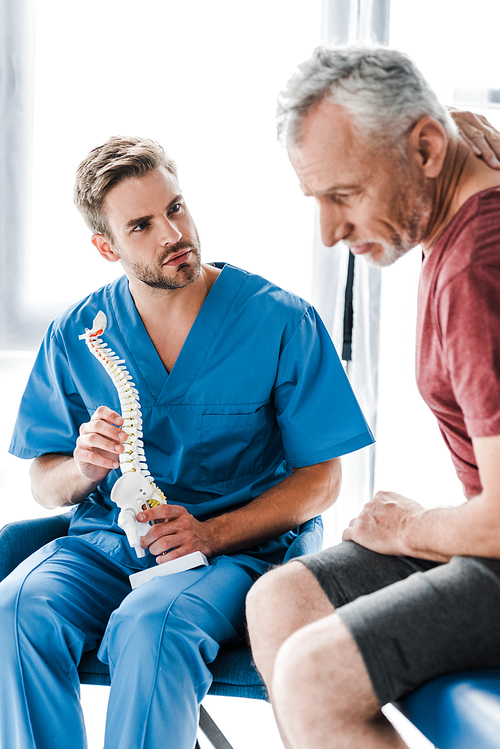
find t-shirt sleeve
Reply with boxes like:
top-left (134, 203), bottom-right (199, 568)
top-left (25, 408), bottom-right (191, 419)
top-left (9, 324), bottom-right (90, 459)
top-left (272, 306), bottom-right (374, 467)
top-left (440, 263), bottom-right (500, 438)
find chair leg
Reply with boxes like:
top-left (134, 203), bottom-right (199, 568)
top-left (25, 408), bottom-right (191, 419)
top-left (198, 705), bottom-right (235, 749)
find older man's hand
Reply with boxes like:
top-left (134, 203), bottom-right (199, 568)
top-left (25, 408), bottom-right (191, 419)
top-left (342, 490), bottom-right (425, 556)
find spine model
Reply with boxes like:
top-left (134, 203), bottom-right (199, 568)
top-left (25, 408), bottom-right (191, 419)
top-left (79, 311), bottom-right (167, 557)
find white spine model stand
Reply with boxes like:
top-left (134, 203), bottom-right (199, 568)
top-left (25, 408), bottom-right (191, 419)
top-left (79, 311), bottom-right (167, 558)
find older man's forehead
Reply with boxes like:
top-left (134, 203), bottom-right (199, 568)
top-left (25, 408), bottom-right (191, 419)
top-left (288, 99), bottom-right (384, 195)
top-left (298, 99), bottom-right (361, 149)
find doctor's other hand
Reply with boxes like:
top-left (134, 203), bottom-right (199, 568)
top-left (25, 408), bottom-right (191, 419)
top-left (451, 108), bottom-right (500, 168)
top-left (138, 504), bottom-right (215, 562)
top-left (74, 405), bottom-right (127, 484)
top-left (342, 490), bottom-right (424, 556)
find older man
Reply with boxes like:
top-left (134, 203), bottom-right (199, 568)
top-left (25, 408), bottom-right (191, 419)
top-left (247, 45), bottom-right (500, 748)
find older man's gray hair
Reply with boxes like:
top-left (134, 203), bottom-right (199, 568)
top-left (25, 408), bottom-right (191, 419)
top-left (277, 44), bottom-right (456, 152)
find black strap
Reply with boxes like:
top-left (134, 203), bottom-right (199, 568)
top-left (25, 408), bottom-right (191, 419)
top-left (342, 250), bottom-right (355, 362)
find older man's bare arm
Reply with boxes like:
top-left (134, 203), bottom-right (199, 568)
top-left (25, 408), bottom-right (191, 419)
top-left (343, 434), bottom-right (500, 561)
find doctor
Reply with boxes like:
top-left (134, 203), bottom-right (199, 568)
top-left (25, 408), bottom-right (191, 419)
top-left (2, 136), bottom-right (373, 749)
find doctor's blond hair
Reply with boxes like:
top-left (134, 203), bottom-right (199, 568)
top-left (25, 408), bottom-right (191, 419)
top-left (277, 44), bottom-right (456, 151)
top-left (74, 136), bottom-right (178, 241)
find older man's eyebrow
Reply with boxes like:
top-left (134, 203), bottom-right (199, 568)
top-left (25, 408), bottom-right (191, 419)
top-left (301, 184), bottom-right (359, 198)
top-left (123, 195), bottom-right (184, 230)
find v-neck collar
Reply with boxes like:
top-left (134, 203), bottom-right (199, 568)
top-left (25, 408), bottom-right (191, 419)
top-left (107, 264), bottom-right (245, 403)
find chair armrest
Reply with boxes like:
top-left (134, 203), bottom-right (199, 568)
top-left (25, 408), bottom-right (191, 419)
top-left (283, 516), bottom-right (323, 563)
top-left (0, 511), bottom-right (73, 582)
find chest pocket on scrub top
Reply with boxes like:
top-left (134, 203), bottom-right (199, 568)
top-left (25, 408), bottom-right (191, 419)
top-left (199, 407), bottom-right (267, 486)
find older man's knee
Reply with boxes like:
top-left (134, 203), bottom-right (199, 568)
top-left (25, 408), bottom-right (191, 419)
top-left (247, 560), bottom-right (335, 652)
top-left (247, 562), bottom-right (319, 632)
top-left (274, 625), bottom-right (314, 689)
top-left (273, 611), bottom-right (379, 725)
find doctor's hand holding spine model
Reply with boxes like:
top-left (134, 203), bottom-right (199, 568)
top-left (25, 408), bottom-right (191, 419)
top-left (1, 136), bottom-right (374, 749)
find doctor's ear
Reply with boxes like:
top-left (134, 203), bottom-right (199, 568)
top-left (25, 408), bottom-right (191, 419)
top-left (92, 233), bottom-right (120, 263)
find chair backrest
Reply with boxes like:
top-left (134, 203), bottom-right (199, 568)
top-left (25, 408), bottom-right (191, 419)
top-left (0, 512), bottom-right (72, 582)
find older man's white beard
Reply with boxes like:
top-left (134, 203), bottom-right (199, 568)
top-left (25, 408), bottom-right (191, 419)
top-left (362, 241), bottom-right (416, 268)
top-left (362, 186), bottom-right (433, 268)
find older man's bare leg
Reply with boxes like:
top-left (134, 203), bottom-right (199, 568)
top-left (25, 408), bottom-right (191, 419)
top-left (246, 561), bottom-right (335, 694)
top-left (246, 561), bottom-right (336, 748)
top-left (272, 612), bottom-right (409, 749)
top-left (247, 561), bottom-right (409, 749)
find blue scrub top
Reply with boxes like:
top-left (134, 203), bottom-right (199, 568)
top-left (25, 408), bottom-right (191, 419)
top-left (10, 264), bottom-right (373, 568)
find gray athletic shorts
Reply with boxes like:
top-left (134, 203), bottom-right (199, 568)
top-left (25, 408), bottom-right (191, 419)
top-left (297, 541), bottom-right (500, 705)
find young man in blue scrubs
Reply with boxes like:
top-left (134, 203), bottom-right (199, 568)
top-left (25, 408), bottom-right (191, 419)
top-left (2, 136), bottom-right (373, 749)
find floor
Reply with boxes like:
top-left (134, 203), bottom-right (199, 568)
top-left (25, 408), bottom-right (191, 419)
top-left (1, 351), bottom-right (433, 748)
top-left (80, 686), bottom-right (433, 749)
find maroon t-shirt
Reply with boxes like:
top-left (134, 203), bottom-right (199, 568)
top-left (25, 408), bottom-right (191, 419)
top-left (416, 186), bottom-right (500, 497)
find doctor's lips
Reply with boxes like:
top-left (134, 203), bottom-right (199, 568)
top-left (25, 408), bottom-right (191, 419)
top-left (162, 245), bottom-right (195, 266)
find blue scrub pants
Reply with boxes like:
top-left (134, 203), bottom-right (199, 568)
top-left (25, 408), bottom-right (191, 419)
top-left (0, 536), bottom-right (269, 749)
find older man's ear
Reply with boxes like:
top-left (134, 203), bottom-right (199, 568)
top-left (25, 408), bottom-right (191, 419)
top-left (409, 116), bottom-right (449, 178)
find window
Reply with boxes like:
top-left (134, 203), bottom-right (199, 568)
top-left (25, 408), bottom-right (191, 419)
top-left (24, 0), bottom-right (321, 327)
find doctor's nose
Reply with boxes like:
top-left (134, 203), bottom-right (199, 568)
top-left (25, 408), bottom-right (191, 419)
top-left (159, 217), bottom-right (182, 246)
top-left (318, 203), bottom-right (352, 248)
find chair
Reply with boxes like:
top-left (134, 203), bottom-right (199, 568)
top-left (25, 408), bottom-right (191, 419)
top-left (398, 669), bottom-right (500, 749)
top-left (0, 511), bottom-right (323, 749)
